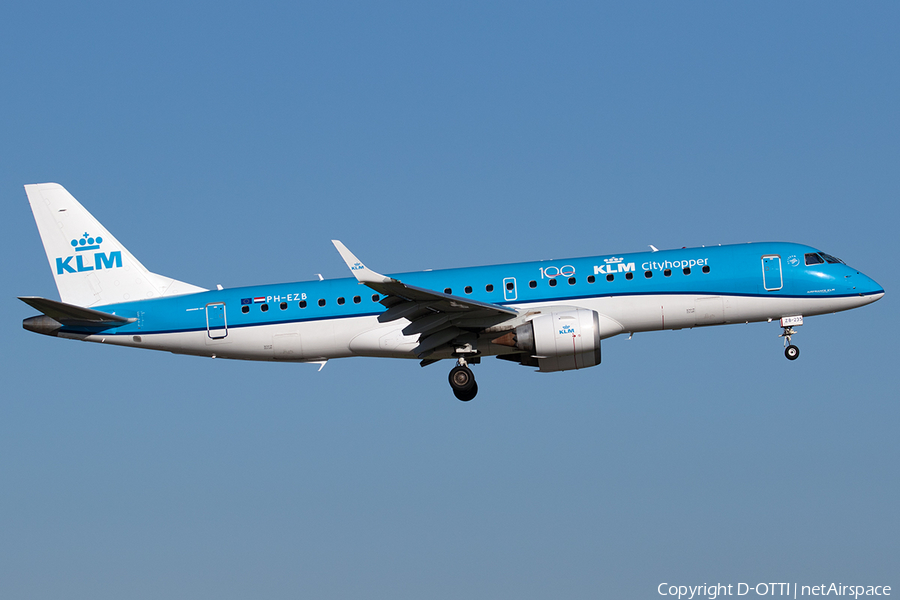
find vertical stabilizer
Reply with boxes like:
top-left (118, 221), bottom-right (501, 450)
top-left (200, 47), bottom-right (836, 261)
top-left (24, 183), bottom-right (206, 307)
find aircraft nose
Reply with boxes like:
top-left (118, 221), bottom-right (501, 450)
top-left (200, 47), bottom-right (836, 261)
top-left (848, 270), bottom-right (884, 303)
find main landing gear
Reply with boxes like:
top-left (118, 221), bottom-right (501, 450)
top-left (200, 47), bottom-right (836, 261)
top-left (779, 316), bottom-right (802, 361)
top-left (449, 358), bottom-right (478, 401)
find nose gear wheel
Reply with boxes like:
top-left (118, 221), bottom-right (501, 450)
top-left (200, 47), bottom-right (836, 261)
top-left (780, 325), bottom-right (800, 361)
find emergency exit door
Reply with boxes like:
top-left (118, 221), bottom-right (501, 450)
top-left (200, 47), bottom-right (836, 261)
top-left (503, 277), bottom-right (517, 301)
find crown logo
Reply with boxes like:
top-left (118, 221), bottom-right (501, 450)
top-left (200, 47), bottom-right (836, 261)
top-left (70, 232), bottom-right (103, 252)
top-left (604, 256), bottom-right (623, 264)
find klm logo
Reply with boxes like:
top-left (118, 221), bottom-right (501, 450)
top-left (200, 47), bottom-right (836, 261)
top-left (558, 324), bottom-right (576, 335)
top-left (594, 256), bottom-right (635, 275)
top-left (56, 232), bottom-right (122, 275)
top-left (351, 261), bottom-right (364, 271)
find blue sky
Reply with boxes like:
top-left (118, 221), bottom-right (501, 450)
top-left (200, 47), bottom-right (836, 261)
top-left (2, 2), bottom-right (898, 598)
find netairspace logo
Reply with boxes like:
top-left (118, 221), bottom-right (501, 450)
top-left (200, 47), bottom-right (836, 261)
top-left (658, 582), bottom-right (891, 599)
top-left (56, 232), bottom-right (122, 275)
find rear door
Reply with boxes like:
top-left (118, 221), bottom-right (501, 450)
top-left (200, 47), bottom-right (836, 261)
top-left (206, 302), bottom-right (227, 339)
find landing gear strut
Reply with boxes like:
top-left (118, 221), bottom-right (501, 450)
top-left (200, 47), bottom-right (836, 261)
top-left (779, 316), bottom-right (802, 361)
top-left (449, 358), bottom-right (478, 401)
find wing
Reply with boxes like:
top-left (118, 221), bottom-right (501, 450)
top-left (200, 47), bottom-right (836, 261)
top-left (332, 241), bottom-right (518, 358)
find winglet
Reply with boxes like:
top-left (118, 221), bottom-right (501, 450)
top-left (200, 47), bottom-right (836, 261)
top-left (331, 240), bottom-right (394, 284)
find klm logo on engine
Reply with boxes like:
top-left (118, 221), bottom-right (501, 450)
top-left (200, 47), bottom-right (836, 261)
top-left (594, 256), bottom-right (635, 275)
top-left (55, 232), bottom-right (122, 275)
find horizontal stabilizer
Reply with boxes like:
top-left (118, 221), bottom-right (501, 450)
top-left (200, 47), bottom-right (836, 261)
top-left (19, 296), bottom-right (135, 327)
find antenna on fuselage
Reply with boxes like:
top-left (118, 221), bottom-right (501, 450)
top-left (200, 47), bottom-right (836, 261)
top-left (649, 245), bottom-right (659, 252)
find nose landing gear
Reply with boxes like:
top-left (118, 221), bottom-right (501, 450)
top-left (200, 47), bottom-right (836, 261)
top-left (449, 358), bottom-right (478, 401)
top-left (784, 343), bottom-right (800, 360)
top-left (779, 316), bottom-right (803, 361)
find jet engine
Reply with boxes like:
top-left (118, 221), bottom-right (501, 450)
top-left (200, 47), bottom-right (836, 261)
top-left (494, 308), bottom-right (601, 372)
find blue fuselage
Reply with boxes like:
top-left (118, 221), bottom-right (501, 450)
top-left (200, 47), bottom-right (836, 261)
top-left (83, 242), bottom-right (881, 347)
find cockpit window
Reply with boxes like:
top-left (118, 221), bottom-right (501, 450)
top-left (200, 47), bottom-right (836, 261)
top-left (804, 253), bottom-right (824, 265)
top-left (820, 253), bottom-right (844, 264)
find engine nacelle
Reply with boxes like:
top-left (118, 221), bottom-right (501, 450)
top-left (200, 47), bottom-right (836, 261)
top-left (497, 308), bottom-right (601, 372)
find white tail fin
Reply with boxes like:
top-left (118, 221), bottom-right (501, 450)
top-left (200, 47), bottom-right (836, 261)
top-left (25, 183), bottom-right (206, 307)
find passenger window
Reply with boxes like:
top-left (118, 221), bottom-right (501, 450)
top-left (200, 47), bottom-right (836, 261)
top-left (702, 265), bottom-right (710, 274)
top-left (568, 277), bottom-right (576, 285)
top-left (587, 275), bottom-right (595, 283)
top-left (464, 286), bottom-right (472, 294)
top-left (485, 284), bottom-right (494, 292)
top-left (549, 279), bottom-right (557, 287)
top-left (805, 253), bottom-right (825, 266)
top-left (353, 296), bottom-right (361, 304)
top-left (529, 280), bottom-right (537, 288)
top-left (606, 274), bottom-right (614, 282)
top-left (299, 300), bottom-right (307, 308)
top-left (664, 269), bottom-right (671, 277)
top-left (625, 272), bottom-right (633, 280)
top-left (337, 297), bottom-right (345, 305)
top-left (241, 305), bottom-right (249, 314)
top-left (318, 299), bottom-right (326, 307)
top-left (444, 288), bottom-right (452, 294)
top-left (506, 282), bottom-right (515, 291)
top-left (644, 271), bottom-right (652, 278)
top-left (280, 302), bottom-right (287, 310)
top-left (261, 304), bottom-right (269, 312)
top-left (683, 267), bottom-right (691, 275)
top-left (372, 294), bottom-right (380, 302)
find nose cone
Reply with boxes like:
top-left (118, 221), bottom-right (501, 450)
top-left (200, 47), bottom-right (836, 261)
top-left (849, 270), bottom-right (884, 306)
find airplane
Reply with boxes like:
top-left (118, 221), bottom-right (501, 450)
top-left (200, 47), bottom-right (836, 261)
top-left (20, 183), bottom-right (884, 401)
